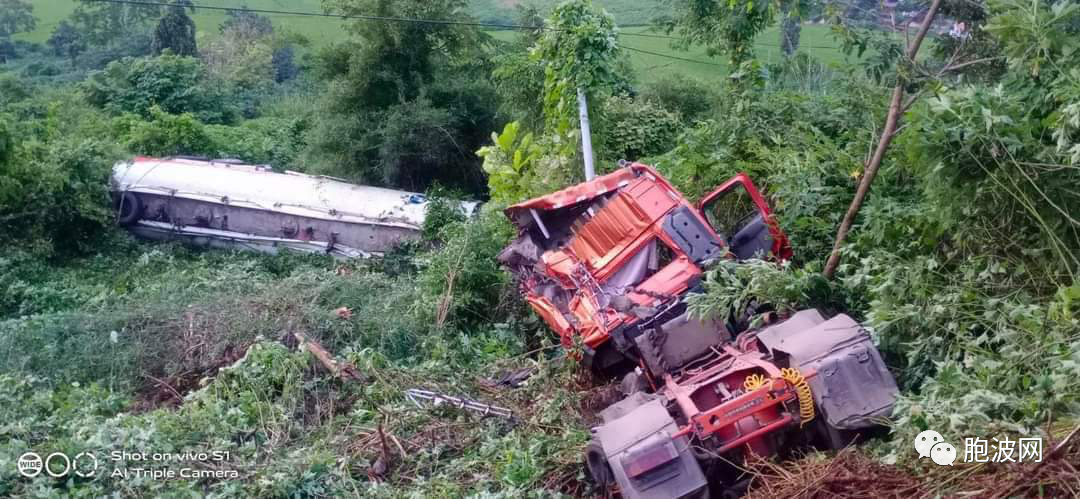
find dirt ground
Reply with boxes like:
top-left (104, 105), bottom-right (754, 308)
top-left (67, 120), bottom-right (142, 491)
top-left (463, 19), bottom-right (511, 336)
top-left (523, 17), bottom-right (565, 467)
top-left (745, 434), bottom-right (1080, 499)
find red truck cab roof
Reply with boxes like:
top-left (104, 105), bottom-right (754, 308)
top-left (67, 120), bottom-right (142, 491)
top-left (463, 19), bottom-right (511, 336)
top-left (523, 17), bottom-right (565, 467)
top-left (500, 163), bottom-right (790, 351)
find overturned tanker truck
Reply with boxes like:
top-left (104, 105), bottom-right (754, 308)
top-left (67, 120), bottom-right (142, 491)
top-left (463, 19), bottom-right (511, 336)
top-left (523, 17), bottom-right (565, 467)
top-left (498, 162), bottom-right (899, 498)
top-left (111, 157), bottom-right (477, 257)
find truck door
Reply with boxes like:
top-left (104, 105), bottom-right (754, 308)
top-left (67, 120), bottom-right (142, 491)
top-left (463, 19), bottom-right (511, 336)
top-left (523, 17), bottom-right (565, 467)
top-left (697, 173), bottom-right (792, 261)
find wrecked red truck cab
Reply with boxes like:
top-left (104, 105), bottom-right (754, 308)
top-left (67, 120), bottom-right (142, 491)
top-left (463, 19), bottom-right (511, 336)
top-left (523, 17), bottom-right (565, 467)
top-left (499, 163), bottom-right (898, 498)
top-left (499, 163), bottom-right (790, 370)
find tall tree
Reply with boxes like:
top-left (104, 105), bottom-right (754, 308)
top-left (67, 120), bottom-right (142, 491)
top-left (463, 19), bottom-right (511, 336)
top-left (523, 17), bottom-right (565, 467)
top-left (0, 0), bottom-right (35, 39)
top-left (48, 21), bottom-right (86, 65)
top-left (0, 0), bottom-right (35, 63)
top-left (320, 0), bottom-right (483, 108)
top-left (221, 7), bottom-right (273, 37)
top-left (491, 5), bottom-right (547, 130)
top-left (533, 0), bottom-right (622, 177)
top-left (779, 4), bottom-right (802, 56)
top-left (152, 4), bottom-right (197, 56)
top-left (72, 0), bottom-right (160, 47)
top-left (201, 9), bottom-right (275, 90)
top-left (665, 0), bottom-right (809, 64)
top-left (307, 0), bottom-right (497, 193)
top-left (822, 0), bottom-right (943, 278)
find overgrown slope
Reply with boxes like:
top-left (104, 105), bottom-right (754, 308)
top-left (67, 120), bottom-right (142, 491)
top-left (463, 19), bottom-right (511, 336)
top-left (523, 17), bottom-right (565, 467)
top-left (2, 0), bottom-right (1080, 496)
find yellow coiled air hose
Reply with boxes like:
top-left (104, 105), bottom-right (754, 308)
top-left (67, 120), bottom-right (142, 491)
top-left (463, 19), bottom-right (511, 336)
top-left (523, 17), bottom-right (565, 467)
top-left (780, 367), bottom-right (815, 426)
top-left (743, 373), bottom-right (768, 392)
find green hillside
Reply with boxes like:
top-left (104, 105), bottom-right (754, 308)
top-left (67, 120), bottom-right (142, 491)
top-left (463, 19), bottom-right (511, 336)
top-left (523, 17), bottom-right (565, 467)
top-left (20, 1), bottom-right (851, 81)
top-left (20, 0), bottom-right (340, 45)
top-left (21, 0), bottom-right (662, 44)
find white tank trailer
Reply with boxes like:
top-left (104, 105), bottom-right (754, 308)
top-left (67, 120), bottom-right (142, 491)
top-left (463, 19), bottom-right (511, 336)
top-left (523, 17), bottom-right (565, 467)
top-left (111, 157), bottom-right (478, 257)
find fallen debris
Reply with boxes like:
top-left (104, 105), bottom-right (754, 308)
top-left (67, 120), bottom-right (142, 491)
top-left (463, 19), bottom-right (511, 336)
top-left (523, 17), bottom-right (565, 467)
top-left (293, 332), bottom-right (363, 381)
top-left (745, 429), bottom-right (1080, 499)
top-left (488, 367), bottom-right (535, 388)
top-left (746, 448), bottom-right (928, 499)
top-left (368, 423), bottom-right (393, 481)
top-left (404, 388), bottom-right (514, 419)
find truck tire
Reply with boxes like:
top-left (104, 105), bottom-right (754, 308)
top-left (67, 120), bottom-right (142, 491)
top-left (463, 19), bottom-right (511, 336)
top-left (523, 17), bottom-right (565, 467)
top-left (585, 440), bottom-right (614, 487)
top-left (116, 192), bottom-right (143, 226)
top-left (586, 342), bottom-right (633, 379)
top-left (813, 410), bottom-right (858, 450)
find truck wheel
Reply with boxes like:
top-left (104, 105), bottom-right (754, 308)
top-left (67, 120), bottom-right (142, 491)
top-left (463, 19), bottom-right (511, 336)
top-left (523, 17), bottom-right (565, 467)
top-left (587, 342), bottom-right (634, 379)
top-left (585, 440), bottom-right (614, 487)
top-left (116, 192), bottom-right (143, 226)
top-left (813, 412), bottom-right (858, 450)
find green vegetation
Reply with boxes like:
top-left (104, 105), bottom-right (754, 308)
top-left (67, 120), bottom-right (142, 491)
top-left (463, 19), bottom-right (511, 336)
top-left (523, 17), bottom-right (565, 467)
top-left (2, 0), bottom-right (1080, 496)
top-left (21, 0), bottom-right (848, 82)
top-left (492, 24), bottom-right (849, 81)
top-left (470, 0), bottom-right (670, 24)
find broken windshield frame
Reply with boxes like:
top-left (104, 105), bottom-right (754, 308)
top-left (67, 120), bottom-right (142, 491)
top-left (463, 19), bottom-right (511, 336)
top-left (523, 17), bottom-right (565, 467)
top-left (696, 173), bottom-right (792, 261)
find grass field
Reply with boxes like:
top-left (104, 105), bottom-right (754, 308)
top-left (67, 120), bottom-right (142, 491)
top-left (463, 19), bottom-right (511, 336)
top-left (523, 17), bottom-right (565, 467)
top-left (470, 0), bottom-right (669, 24)
top-left (493, 24), bottom-right (851, 81)
top-left (18, 0), bottom-right (852, 81)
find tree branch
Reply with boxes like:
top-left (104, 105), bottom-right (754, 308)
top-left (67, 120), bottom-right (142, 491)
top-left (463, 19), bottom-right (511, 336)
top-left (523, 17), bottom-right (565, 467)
top-left (942, 56), bottom-right (1004, 73)
top-left (823, 0), bottom-right (943, 279)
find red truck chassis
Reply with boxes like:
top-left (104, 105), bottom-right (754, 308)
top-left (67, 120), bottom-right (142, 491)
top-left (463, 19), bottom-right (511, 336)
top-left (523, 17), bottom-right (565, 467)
top-left (500, 163), bottom-right (898, 498)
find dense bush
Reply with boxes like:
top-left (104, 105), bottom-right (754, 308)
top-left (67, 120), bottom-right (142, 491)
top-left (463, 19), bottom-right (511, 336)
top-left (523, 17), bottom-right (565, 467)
top-left (0, 131), bottom-right (117, 256)
top-left (0, 74), bottom-right (32, 105)
top-left (305, 0), bottom-right (498, 196)
top-left (595, 95), bottom-right (682, 164)
top-left (656, 80), bottom-right (880, 199)
top-left (82, 53), bottom-right (236, 124)
top-left (637, 74), bottom-right (721, 122)
top-left (110, 107), bottom-right (309, 166)
top-left (117, 106), bottom-right (213, 157)
top-left (418, 204), bottom-right (515, 329)
top-left (478, 121), bottom-right (579, 205)
top-left (205, 116), bottom-right (309, 167)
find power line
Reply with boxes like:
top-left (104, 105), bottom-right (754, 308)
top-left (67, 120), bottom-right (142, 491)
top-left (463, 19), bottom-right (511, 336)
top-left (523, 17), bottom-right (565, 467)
top-left (758, 41), bottom-right (845, 50)
top-left (621, 45), bottom-right (726, 67)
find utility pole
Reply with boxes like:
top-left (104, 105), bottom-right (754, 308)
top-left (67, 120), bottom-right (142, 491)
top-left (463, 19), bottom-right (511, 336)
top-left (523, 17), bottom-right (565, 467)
top-left (578, 87), bottom-right (596, 180)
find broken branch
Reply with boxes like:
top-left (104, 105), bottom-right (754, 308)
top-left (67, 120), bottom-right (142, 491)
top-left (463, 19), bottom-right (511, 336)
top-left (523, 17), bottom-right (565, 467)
top-left (293, 332), bottom-right (363, 381)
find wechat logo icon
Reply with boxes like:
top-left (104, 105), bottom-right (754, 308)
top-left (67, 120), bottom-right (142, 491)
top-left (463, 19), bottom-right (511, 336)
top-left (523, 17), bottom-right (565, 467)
top-left (914, 430), bottom-right (956, 466)
top-left (930, 442), bottom-right (957, 466)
